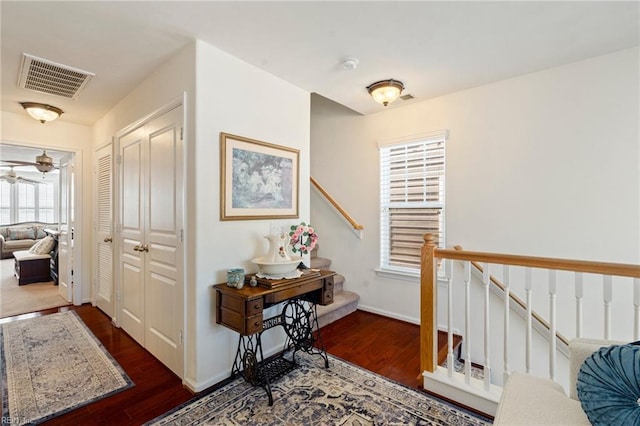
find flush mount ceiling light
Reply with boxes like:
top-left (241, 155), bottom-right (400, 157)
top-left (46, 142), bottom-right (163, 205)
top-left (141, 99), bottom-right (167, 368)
top-left (366, 79), bottom-right (404, 106)
top-left (20, 102), bottom-right (64, 123)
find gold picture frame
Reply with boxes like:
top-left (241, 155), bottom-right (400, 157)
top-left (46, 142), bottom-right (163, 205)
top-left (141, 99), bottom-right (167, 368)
top-left (220, 132), bottom-right (299, 221)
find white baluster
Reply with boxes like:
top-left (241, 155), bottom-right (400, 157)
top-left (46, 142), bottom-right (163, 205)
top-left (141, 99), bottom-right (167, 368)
top-left (603, 276), bottom-right (612, 339)
top-left (525, 267), bottom-right (532, 374)
top-left (483, 264), bottom-right (492, 391)
top-left (503, 265), bottom-right (510, 384)
top-left (549, 270), bottom-right (557, 381)
top-left (635, 278), bottom-right (640, 341)
top-left (464, 261), bottom-right (472, 385)
top-left (446, 259), bottom-right (454, 378)
top-left (575, 273), bottom-right (583, 338)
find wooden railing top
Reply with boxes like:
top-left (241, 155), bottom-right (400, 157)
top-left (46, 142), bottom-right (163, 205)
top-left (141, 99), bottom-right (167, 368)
top-left (454, 245), bottom-right (570, 347)
top-left (424, 234), bottom-right (640, 278)
top-left (311, 176), bottom-right (364, 231)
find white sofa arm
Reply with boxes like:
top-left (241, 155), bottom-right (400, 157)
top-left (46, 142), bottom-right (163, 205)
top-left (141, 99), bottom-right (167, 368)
top-left (493, 372), bottom-right (590, 425)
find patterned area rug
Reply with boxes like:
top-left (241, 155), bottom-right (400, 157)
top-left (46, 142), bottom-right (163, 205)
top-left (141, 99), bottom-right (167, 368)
top-left (1, 310), bottom-right (134, 425)
top-left (148, 352), bottom-right (491, 425)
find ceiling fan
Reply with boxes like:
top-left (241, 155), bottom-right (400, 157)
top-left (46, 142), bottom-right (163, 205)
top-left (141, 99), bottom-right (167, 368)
top-left (0, 166), bottom-right (42, 184)
top-left (1, 150), bottom-right (57, 173)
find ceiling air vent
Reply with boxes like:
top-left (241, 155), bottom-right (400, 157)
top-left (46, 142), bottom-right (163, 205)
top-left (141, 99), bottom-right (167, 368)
top-left (17, 53), bottom-right (95, 99)
top-left (400, 94), bottom-right (414, 101)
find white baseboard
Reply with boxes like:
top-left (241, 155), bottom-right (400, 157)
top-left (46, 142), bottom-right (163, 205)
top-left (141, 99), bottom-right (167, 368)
top-left (423, 366), bottom-right (501, 417)
top-left (182, 343), bottom-right (285, 393)
top-left (357, 304), bottom-right (419, 325)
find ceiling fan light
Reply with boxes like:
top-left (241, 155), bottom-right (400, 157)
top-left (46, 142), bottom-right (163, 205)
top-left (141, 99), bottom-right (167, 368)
top-left (366, 79), bottom-right (404, 106)
top-left (2, 168), bottom-right (18, 184)
top-left (20, 102), bottom-right (63, 123)
top-left (35, 150), bottom-right (54, 172)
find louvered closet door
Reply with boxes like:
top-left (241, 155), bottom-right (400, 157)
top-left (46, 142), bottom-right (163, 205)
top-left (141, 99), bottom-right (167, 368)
top-left (95, 143), bottom-right (114, 316)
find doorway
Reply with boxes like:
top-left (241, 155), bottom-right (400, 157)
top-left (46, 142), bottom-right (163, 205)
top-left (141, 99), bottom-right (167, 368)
top-left (0, 143), bottom-right (77, 316)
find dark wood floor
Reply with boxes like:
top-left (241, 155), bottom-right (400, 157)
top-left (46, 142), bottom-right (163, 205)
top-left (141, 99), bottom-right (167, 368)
top-left (1, 305), bottom-right (466, 425)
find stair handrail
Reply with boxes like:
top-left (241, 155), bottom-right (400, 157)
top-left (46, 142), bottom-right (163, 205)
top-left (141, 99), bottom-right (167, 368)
top-left (310, 176), bottom-right (364, 232)
top-left (420, 233), bottom-right (640, 374)
top-left (454, 245), bottom-right (569, 347)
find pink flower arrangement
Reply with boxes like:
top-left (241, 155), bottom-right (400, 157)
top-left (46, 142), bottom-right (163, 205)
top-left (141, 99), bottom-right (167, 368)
top-left (289, 222), bottom-right (318, 255)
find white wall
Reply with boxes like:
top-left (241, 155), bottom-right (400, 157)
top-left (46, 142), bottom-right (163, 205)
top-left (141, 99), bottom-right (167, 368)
top-left (1, 112), bottom-right (93, 303)
top-left (93, 39), bottom-right (310, 391)
top-left (310, 47), bottom-right (640, 326)
top-left (192, 40), bottom-right (310, 390)
top-left (94, 41), bottom-right (310, 390)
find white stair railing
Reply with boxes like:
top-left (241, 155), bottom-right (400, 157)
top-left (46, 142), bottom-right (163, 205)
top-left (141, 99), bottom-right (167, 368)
top-left (420, 234), bottom-right (640, 415)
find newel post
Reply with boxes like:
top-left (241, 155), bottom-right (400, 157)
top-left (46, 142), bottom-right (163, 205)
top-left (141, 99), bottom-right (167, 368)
top-left (420, 233), bottom-right (437, 374)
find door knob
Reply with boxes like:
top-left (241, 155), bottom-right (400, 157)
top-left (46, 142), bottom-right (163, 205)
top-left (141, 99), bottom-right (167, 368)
top-left (142, 244), bottom-right (150, 252)
top-left (104, 237), bottom-right (113, 243)
top-left (133, 244), bottom-right (141, 252)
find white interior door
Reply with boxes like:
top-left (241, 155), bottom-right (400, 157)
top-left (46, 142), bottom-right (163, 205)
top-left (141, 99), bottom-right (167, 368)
top-left (119, 127), bottom-right (146, 344)
top-left (117, 105), bottom-right (184, 377)
top-left (95, 143), bottom-right (114, 316)
top-left (58, 154), bottom-right (73, 302)
top-left (144, 106), bottom-right (184, 377)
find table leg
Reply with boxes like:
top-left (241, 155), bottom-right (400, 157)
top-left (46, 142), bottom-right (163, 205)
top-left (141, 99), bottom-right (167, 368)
top-left (231, 333), bottom-right (274, 405)
top-left (282, 299), bottom-right (330, 368)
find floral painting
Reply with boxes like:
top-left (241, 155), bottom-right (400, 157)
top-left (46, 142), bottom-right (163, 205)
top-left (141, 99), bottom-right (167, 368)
top-left (220, 133), bottom-right (299, 220)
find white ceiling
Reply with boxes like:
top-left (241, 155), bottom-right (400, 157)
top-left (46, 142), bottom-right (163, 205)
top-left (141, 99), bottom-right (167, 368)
top-left (1, 1), bottom-right (638, 126)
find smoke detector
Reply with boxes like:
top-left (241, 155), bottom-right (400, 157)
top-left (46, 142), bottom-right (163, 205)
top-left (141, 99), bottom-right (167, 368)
top-left (340, 57), bottom-right (359, 70)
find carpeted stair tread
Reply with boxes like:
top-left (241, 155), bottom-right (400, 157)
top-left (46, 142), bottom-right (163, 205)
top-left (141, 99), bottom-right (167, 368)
top-left (332, 273), bottom-right (344, 293)
top-left (311, 256), bottom-right (331, 270)
top-left (317, 289), bottom-right (359, 329)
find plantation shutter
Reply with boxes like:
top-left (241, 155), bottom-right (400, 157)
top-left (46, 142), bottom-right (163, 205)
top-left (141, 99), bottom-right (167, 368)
top-left (379, 131), bottom-right (446, 273)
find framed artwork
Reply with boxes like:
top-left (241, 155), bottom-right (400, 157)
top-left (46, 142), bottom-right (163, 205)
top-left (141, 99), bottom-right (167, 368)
top-left (220, 132), bottom-right (299, 220)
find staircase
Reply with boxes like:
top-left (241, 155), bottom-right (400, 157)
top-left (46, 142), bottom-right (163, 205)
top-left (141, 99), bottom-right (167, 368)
top-left (310, 249), bottom-right (359, 328)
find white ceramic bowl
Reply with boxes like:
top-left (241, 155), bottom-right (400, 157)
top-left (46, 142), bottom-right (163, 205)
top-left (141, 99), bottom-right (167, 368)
top-left (251, 257), bottom-right (302, 275)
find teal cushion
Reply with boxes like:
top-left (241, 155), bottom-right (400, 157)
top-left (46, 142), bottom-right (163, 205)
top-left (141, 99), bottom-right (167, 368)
top-left (577, 342), bottom-right (640, 425)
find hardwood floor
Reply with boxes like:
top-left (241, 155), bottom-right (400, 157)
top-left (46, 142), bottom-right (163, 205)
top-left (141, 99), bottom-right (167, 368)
top-left (319, 309), bottom-right (423, 388)
top-left (1, 306), bottom-right (466, 425)
top-left (1, 305), bottom-right (194, 425)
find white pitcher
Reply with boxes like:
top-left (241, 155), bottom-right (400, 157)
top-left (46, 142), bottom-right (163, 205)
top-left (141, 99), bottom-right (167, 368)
top-left (263, 233), bottom-right (292, 263)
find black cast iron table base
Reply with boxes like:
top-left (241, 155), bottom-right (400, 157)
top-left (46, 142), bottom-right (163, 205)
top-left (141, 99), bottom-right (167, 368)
top-left (231, 298), bottom-right (329, 405)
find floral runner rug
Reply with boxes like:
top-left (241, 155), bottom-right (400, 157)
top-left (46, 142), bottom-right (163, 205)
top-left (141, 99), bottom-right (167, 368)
top-left (148, 351), bottom-right (492, 425)
top-left (1, 310), bottom-right (133, 425)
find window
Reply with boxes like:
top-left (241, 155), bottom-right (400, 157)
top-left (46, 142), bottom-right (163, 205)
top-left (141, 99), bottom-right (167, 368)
top-left (379, 131), bottom-right (447, 275)
top-left (38, 182), bottom-right (56, 223)
top-left (17, 182), bottom-right (35, 222)
top-left (0, 181), bottom-right (10, 224)
top-left (0, 180), bottom-right (57, 225)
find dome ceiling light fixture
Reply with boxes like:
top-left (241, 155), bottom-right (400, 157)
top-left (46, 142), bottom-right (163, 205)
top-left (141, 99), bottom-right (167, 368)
top-left (366, 79), bottom-right (405, 106)
top-left (20, 102), bottom-right (64, 123)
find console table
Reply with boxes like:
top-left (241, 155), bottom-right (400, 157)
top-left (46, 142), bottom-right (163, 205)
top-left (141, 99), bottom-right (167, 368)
top-left (214, 269), bottom-right (335, 405)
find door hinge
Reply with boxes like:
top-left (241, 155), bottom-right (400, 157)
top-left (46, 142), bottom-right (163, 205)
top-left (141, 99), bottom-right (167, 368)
top-left (116, 154), bottom-right (122, 165)
top-left (180, 127), bottom-right (184, 141)
top-left (178, 330), bottom-right (183, 345)
top-left (180, 229), bottom-right (184, 242)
